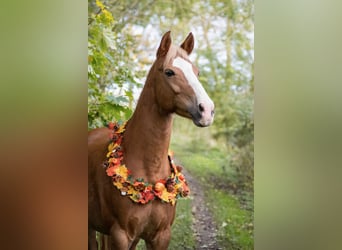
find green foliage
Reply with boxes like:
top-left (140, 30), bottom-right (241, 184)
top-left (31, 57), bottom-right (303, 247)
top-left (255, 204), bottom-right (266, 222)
top-left (88, 0), bottom-right (142, 128)
top-left (214, 89), bottom-right (254, 189)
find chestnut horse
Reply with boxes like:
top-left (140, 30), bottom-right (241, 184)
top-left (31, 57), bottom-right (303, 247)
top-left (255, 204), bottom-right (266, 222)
top-left (88, 31), bottom-right (214, 250)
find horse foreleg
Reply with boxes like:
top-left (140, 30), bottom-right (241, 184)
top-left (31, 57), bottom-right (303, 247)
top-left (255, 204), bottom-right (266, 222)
top-left (129, 238), bottom-right (140, 250)
top-left (109, 223), bottom-right (130, 250)
top-left (145, 228), bottom-right (171, 250)
top-left (88, 228), bottom-right (98, 250)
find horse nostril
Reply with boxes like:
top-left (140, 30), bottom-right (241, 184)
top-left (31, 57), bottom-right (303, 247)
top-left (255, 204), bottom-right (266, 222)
top-left (211, 109), bottom-right (215, 117)
top-left (199, 103), bottom-right (205, 112)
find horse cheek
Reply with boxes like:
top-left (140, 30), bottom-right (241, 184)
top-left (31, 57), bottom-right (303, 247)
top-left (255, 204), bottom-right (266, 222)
top-left (156, 85), bottom-right (175, 112)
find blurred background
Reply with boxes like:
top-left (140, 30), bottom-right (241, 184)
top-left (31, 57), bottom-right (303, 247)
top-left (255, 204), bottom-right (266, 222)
top-left (88, 0), bottom-right (254, 249)
top-left (2, 0), bottom-right (341, 249)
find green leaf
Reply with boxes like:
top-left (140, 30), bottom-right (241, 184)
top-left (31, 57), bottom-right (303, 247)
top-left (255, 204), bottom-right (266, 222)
top-left (102, 28), bottom-right (116, 50)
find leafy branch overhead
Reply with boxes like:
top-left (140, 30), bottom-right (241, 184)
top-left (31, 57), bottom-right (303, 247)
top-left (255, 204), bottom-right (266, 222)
top-left (88, 0), bottom-right (140, 128)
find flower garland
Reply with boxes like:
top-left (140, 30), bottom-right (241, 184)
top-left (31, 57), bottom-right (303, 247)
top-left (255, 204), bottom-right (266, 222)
top-left (104, 121), bottom-right (190, 205)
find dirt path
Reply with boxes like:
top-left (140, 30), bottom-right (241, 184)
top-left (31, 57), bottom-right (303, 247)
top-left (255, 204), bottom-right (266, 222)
top-left (183, 168), bottom-right (222, 250)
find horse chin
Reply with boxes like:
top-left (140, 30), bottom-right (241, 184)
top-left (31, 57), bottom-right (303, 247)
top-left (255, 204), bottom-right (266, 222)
top-left (192, 119), bottom-right (206, 127)
top-left (175, 108), bottom-right (213, 127)
top-left (177, 111), bottom-right (211, 127)
top-left (189, 111), bottom-right (214, 127)
top-left (192, 118), bottom-right (213, 127)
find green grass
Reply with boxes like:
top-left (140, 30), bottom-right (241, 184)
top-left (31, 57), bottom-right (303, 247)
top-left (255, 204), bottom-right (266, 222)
top-left (169, 199), bottom-right (196, 249)
top-left (206, 189), bottom-right (253, 249)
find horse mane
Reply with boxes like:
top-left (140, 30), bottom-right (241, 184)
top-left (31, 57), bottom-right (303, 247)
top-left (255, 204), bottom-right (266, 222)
top-left (163, 44), bottom-right (189, 68)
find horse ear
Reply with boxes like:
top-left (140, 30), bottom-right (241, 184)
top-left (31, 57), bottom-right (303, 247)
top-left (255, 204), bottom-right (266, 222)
top-left (156, 31), bottom-right (172, 58)
top-left (180, 32), bottom-right (194, 55)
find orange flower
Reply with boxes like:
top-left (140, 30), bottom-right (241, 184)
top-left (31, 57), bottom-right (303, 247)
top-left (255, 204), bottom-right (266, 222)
top-left (106, 167), bottom-right (116, 177)
top-left (178, 173), bottom-right (185, 181)
top-left (109, 157), bottom-right (121, 166)
top-left (154, 182), bottom-right (165, 192)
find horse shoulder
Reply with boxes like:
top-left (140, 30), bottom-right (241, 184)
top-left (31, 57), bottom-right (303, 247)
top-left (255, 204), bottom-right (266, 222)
top-left (88, 127), bottom-right (111, 153)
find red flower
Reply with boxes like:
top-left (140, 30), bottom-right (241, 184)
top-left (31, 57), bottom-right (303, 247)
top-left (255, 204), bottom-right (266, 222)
top-left (143, 190), bottom-right (155, 202)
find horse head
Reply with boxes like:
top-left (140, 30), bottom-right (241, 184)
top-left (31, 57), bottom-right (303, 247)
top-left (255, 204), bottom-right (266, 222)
top-left (153, 31), bottom-right (215, 127)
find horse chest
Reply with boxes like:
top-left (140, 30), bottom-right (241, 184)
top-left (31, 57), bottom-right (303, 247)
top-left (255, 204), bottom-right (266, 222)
top-left (127, 202), bottom-right (176, 238)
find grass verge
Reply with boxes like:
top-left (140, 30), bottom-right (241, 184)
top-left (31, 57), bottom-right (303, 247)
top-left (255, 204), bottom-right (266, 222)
top-left (171, 133), bottom-right (254, 249)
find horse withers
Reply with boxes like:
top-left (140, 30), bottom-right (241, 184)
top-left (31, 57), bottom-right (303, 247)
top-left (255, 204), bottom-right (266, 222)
top-left (88, 31), bottom-right (214, 250)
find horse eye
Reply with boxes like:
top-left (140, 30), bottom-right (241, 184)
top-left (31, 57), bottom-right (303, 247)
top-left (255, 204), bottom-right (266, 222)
top-left (165, 69), bottom-right (175, 77)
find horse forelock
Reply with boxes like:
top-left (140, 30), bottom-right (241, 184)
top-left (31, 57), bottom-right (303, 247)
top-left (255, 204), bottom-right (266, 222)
top-left (163, 45), bottom-right (189, 68)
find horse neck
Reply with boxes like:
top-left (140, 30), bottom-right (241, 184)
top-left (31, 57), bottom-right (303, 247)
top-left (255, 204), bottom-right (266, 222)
top-left (123, 70), bottom-right (173, 181)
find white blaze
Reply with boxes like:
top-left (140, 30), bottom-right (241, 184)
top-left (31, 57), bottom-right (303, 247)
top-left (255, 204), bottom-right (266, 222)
top-left (172, 57), bottom-right (214, 125)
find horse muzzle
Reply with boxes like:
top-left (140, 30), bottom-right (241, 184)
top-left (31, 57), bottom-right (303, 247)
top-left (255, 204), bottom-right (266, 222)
top-left (189, 101), bottom-right (215, 127)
